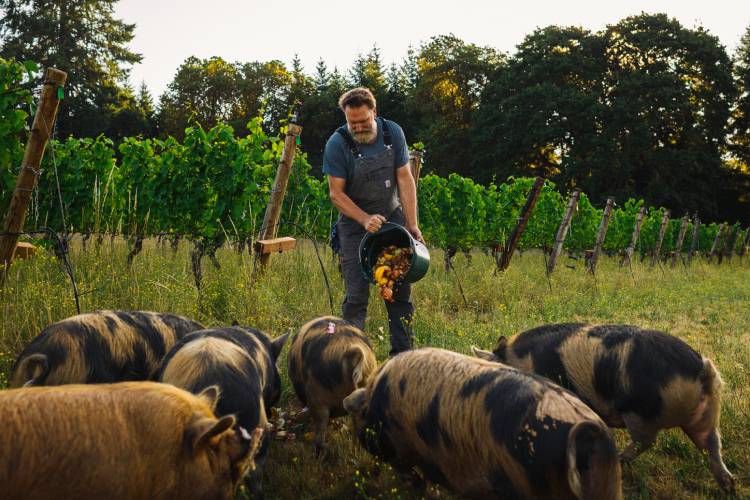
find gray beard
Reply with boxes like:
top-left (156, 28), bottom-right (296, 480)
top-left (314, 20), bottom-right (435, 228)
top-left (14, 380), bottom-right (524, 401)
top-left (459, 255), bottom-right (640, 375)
top-left (350, 121), bottom-right (378, 144)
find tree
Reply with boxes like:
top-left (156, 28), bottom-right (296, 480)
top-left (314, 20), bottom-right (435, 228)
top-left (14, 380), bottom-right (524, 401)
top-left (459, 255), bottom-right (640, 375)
top-left (348, 45), bottom-right (388, 99)
top-left (158, 56), bottom-right (239, 139)
top-left (234, 59), bottom-right (292, 135)
top-left (106, 81), bottom-right (156, 140)
top-left (601, 13), bottom-right (736, 219)
top-left (725, 24), bottom-right (750, 222)
top-left (473, 14), bottom-right (738, 220)
top-left (379, 62), bottom-right (413, 137)
top-left (409, 35), bottom-right (504, 177)
top-left (299, 59), bottom-right (345, 168)
top-left (730, 25), bottom-right (750, 168)
top-left (0, 0), bottom-right (141, 138)
top-left (472, 26), bottom-right (608, 184)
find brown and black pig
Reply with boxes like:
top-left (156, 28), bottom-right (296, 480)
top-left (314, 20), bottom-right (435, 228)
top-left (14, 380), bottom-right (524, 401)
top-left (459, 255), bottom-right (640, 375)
top-left (10, 310), bottom-right (204, 387)
top-left (473, 323), bottom-right (735, 493)
top-left (288, 316), bottom-right (377, 452)
top-left (157, 325), bottom-right (289, 498)
top-left (0, 381), bottom-right (264, 500)
top-left (344, 348), bottom-right (622, 499)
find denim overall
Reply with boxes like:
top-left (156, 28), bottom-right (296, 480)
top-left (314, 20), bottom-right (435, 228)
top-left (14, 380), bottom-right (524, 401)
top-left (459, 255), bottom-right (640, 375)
top-left (336, 118), bottom-right (414, 355)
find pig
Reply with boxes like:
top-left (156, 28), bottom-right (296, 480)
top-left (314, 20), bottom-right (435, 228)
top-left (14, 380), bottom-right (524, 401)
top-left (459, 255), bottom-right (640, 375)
top-left (10, 310), bottom-right (204, 387)
top-left (0, 381), bottom-right (264, 500)
top-left (472, 323), bottom-right (735, 493)
top-left (157, 325), bottom-right (289, 499)
top-left (343, 348), bottom-right (622, 499)
top-left (287, 316), bottom-right (377, 452)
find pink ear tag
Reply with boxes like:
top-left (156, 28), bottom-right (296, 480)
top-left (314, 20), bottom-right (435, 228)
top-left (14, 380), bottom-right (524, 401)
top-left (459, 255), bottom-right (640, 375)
top-left (326, 322), bottom-right (336, 334)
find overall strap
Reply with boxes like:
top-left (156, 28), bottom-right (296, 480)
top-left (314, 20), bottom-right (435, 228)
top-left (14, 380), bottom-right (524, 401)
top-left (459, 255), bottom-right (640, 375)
top-left (380, 117), bottom-right (392, 148)
top-left (336, 126), bottom-right (362, 158)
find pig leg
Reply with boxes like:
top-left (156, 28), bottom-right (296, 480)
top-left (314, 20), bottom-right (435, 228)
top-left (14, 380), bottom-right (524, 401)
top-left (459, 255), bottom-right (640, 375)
top-left (312, 406), bottom-right (330, 456)
top-left (245, 467), bottom-right (265, 500)
top-left (681, 426), bottom-right (735, 494)
top-left (392, 464), bottom-right (426, 494)
top-left (620, 414), bottom-right (659, 462)
top-left (245, 434), bottom-right (270, 499)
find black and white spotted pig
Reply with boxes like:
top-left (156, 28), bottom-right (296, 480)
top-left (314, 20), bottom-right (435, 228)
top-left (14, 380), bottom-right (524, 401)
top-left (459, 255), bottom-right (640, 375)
top-left (10, 310), bottom-right (204, 387)
top-left (157, 326), bottom-right (289, 499)
top-left (472, 323), bottom-right (735, 493)
top-left (288, 316), bottom-right (377, 452)
top-left (344, 348), bottom-right (622, 499)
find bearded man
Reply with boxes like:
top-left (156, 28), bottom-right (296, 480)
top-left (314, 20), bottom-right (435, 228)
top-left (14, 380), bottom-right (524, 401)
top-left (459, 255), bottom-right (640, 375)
top-left (323, 87), bottom-right (423, 356)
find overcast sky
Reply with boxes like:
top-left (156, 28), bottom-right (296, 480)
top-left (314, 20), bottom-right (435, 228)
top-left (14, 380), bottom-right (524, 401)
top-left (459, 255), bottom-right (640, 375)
top-left (114, 0), bottom-right (750, 99)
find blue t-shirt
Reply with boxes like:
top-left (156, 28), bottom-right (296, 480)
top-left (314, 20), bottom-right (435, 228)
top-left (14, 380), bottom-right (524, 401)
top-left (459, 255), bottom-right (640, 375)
top-left (322, 118), bottom-right (409, 180)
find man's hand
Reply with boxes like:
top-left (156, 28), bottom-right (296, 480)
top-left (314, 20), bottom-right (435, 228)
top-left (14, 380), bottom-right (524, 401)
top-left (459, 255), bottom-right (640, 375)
top-left (363, 214), bottom-right (386, 233)
top-left (407, 225), bottom-right (425, 244)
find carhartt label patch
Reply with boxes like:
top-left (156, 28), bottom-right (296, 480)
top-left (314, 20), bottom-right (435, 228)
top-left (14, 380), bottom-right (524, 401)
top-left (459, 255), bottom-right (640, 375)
top-left (385, 180), bottom-right (391, 188)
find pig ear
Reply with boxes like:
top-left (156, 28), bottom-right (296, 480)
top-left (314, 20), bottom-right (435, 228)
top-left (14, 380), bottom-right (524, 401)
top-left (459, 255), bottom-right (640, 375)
top-left (471, 346), bottom-right (498, 362)
top-left (197, 385), bottom-right (221, 411)
top-left (270, 329), bottom-right (291, 359)
top-left (343, 388), bottom-right (367, 415)
top-left (493, 336), bottom-right (508, 354)
top-left (191, 415), bottom-right (236, 450)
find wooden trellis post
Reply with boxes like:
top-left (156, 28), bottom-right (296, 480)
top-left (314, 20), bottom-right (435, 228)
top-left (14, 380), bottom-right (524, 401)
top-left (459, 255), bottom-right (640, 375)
top-left (498, 176), bottom-right (544, 272)
top-left (1, 68), bottom-right (67, 283)
top-left (650, 209), bottom-right (670, 267)
top-left (256, 121), bottom-right (302, 269)
top-left (722, 225), bottom-right (740, 264)
top-left (408, 150), bottom-right (423, 186)
top-left (621, 206), bottom-right (647, 267)
top-left (547, 189), bottom-right (580, 276)
top-left (739, 228), bottom-right (750, 258)
top-left (687, 214), bottom-right (700, 265)
top-left (671, 215), bottom-right (690, 267)
top-left (588, 197), bottom-right (614, 275)
top-left (708, 223), bottom-right (725, 263)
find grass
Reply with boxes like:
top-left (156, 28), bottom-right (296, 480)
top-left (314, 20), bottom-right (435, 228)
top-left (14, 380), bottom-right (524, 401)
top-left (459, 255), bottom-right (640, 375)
top-left (1, 237), bottom-right (749, 499)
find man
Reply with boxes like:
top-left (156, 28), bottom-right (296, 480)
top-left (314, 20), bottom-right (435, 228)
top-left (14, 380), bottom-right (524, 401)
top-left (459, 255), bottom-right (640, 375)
top-left (323, 87), bottom-right (423, 356)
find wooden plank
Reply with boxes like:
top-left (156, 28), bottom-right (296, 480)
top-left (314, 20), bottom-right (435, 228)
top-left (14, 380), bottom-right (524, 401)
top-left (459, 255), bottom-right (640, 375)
top-left (254, 237), bottom-right (296, 254)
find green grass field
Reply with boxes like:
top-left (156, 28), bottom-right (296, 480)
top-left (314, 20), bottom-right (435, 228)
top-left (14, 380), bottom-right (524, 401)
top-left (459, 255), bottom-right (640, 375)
top-left (1, 238), bottom-right (748, 499)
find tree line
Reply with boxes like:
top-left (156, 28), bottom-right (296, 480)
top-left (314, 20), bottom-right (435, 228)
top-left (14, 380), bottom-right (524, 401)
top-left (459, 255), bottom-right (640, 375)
top-left (1, 0), bottom-right (750, 223)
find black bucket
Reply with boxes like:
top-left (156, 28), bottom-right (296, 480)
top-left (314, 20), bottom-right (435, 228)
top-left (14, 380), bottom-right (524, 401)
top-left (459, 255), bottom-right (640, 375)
top-left (358, 223), bottom-right (430, 285)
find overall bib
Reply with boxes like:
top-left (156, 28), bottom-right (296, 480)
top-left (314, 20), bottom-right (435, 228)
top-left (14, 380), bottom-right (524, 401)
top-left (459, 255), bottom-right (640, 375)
top-left (336, 118), bottom-right (414, 355)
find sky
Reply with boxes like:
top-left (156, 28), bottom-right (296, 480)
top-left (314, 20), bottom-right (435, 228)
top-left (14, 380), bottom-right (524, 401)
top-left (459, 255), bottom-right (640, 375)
top-left (114, 0), bottom-right (750, 99)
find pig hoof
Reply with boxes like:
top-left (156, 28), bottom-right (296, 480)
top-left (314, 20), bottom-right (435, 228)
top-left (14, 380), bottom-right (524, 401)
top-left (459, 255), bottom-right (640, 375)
top-left (719, 473), bottom-right (736, 495)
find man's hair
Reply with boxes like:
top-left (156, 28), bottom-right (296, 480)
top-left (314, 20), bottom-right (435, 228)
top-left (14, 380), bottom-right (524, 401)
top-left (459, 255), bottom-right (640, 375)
top-left (338, 87), bottom-right (377, 112)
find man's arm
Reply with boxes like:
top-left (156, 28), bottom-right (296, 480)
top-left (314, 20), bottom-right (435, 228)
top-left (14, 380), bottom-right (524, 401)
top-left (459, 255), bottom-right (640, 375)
top-left (396, 164), bottom-right (424, 243)
top-left (328, 176), bottom-right (386, 233)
